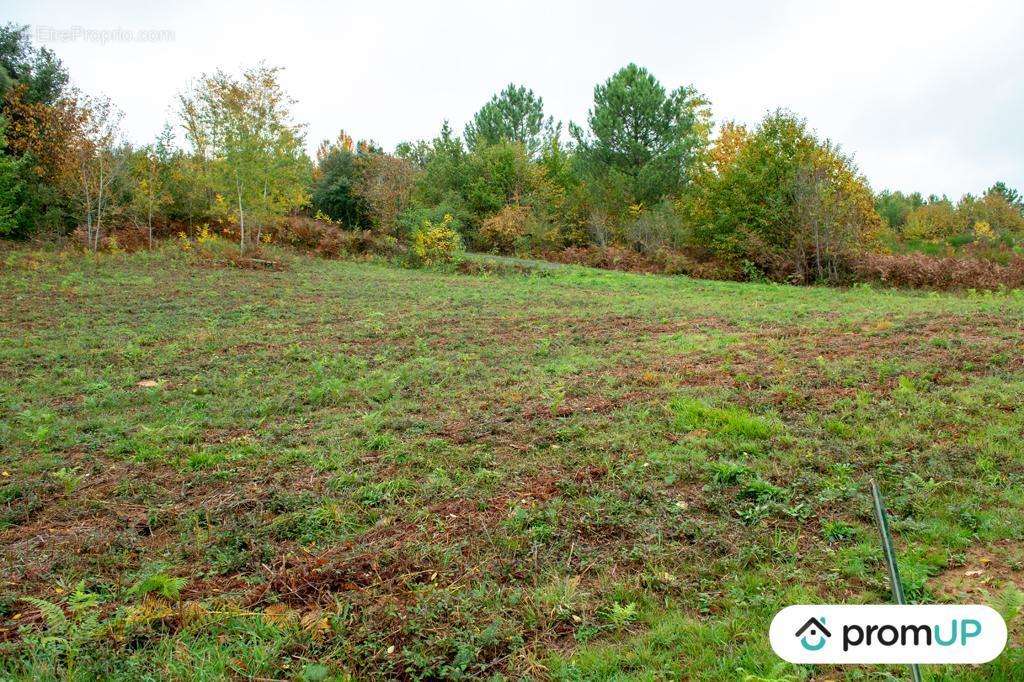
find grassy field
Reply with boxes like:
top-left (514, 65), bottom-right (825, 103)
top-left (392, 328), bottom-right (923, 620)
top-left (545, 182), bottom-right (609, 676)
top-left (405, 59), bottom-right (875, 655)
top-left (2, 245), bottom-right (1024, 680)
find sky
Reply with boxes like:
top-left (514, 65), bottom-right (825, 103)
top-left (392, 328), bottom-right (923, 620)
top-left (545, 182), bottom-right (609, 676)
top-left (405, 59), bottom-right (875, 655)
top-left (5, 0), bottom-right (1022, 198)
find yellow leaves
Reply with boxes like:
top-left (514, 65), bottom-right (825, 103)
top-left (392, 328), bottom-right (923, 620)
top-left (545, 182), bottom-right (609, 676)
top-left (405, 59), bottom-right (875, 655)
top-left (262, 603), bottom-right (297, 626)
top-left (300, 609), bottom-right (331, 641)
top-left (123, 596), bottom-right (176, 629)
top-left (260, 604), bottom-right (332, 640)
top-left (479, 204), bottom-right (531, 254)
top-left (177, 231), bottom-right (192, 252)
top-left (314, 210), bottom-right (337, 226)
top-left (711, 121), bottom-right (751, 173)
top-left (973, 220), bottom-right (995, 242)
top-left (412, 214), bottom-right (462, 267)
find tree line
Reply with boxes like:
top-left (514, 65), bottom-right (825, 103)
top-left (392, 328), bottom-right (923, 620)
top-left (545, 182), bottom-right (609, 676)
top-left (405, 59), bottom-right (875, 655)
top-left (2, 23), bottom-right (1022, 283)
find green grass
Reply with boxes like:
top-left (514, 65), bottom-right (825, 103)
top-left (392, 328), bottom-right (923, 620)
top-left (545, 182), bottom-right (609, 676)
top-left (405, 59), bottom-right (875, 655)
top-left (2, 245), bottom-right (1024, 679)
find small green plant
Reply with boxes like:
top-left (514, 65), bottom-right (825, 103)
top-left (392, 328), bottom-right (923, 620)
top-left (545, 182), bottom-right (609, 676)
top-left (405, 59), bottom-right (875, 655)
top-left (534, 576), bottom-right (584, 622)
top-left (20, 580), bottom-right (104, 679)
top-left (129, 572), bottom-right (187, 601)
top-left (739, 477), bottom-right (787, 502)
top-left (544, 382), bottom-right (567, 416)
top-left (50, 467), bottom-right (84, 495)
top-left (988, 584), bottom-right (1024, 622)
top-left (707, 460), bottom-right (749, 486)
top-left (601, 601), bottom-right (638, 629)
top-left (822, 519), bottom-right (857, 543)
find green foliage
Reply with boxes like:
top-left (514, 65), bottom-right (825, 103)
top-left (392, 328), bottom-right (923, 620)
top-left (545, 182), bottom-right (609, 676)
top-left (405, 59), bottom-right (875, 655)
top-left (0, 23), bottom-right (69, 106)
top-left (875, 189), bottom-right (925, 230)
top-left (310, 131), bottom-right (369, 226)
top-left (902, 198), bottom-right (958, 241)
top-left (698, 110), bottom-right (881, 281)
top-left (463, 141), bottom-right (537, 217)
top-left (413, 121), bottom-right (470, 208)
top-left (571, 63), bottom-right (711, 212)
top-left (397, 201), bottom-right (467, 241)
top-left (50, 466), bottom-right (82, 495)
top-left (988, 181), bottom-right (1023, 213)
top-left (672, 396), bottom-right (775, 440)
top-left (411, 213), bottom-right (463, 266)
top-left (464, 83), bottom-right (559, 158)
top-left (0, 116), bottom-right (28, 236)
top-left (989, 584), bottom-right (1024, 622)
top-left (129, 572), bottom-right (188, 600)
top-left (623, 200), bottom-right (690, 253)
top-left (179, 63), bottom-right (310, 253)
top-left (19, 580), bottom-right (104, 679)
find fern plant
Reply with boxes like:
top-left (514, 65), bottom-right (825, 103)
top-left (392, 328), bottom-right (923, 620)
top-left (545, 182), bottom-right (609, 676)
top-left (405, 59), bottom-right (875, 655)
top-left (20, 580), bottom-right (103, 679)
top-left (988, 584), bottom-right (1024, 622)
top-left (129, 572), bottom-right (187, 601)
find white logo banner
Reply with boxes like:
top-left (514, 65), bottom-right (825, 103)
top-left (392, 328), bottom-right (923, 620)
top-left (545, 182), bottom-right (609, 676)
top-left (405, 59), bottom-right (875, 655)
top-left (770, 605), bottom-right (1007, 664)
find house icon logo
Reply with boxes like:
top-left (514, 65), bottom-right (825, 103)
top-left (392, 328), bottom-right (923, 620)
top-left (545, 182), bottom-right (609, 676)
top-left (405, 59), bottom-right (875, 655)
top-left (795, 616), bottom-right (831, 651)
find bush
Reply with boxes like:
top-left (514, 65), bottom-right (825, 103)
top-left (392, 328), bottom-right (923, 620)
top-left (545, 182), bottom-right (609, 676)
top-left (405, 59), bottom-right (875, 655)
top-left (275, 215), bottom-right (399, 259)
top-left (623, 201), bottom-right (690, 254)
top-left (903, 201), bottom-right (958, 242)
top-left (698, 110), bottom-right (881, 283)
top-left (479, 204), bottom-right (531, 254)
top-left (72, 225), bottom-right (150, 253)
top-left (411, 213), bottom-right (462, 267)
top-left (851, 251), bottom-right (1024, 290)
top-left (397, 202), bottom-right (468, 241)
top-left (353, 153), bottom-right (420, 235)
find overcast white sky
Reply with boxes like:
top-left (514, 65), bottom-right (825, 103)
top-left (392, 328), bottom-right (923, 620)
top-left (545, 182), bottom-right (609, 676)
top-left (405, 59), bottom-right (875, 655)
top-left (6, 0), bottom-right (1022, 197)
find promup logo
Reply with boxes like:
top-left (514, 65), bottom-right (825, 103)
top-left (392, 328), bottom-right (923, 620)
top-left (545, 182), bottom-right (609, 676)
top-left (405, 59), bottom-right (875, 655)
top-left (795, 617), bottom-right (830, 651)
top-left (770, 605), bottom-right (1006, 664)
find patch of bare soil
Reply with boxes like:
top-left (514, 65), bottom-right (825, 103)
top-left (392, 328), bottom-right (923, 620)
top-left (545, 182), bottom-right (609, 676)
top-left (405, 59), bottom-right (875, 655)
top-left (932, 540), bottom-right (1024, 601)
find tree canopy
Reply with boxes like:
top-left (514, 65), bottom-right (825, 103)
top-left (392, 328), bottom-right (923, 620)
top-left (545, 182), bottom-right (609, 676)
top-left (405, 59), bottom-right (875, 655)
top-left (571, 63), bottom-right (711, 208)
top-left (464, 84), bottom-right (558, 158)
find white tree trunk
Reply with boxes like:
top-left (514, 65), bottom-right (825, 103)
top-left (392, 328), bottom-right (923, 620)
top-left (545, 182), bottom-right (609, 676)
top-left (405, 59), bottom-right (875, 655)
top-left (236, 174), bottom-right (246, 255)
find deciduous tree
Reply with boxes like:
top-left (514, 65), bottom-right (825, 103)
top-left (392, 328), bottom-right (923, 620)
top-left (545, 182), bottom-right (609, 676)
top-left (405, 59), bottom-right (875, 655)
top-left (179, 64), bottom-right (309, 253)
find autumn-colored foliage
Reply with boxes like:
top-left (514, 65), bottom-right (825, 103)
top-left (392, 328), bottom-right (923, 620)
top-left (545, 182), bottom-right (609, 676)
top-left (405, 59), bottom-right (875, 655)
top-left (479, 204), bottom-right (531, 253)
top-left (411, 213), bottom-right (462, 266)
top-left (851, 251), bottom-right (1024, 290)
top-left (354, 153), bottom-right (420, 236)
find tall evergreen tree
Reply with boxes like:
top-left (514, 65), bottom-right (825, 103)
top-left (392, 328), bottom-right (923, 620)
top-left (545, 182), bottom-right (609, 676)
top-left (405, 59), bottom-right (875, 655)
top-left (464, 84), bottom-right (558, 158)
top-left (570, 63), bottom-right (710, 208)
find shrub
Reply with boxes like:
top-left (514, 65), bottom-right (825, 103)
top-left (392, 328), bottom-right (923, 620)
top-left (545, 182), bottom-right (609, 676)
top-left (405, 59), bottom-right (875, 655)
top-left (276, 215), bottom-right (398, 259)
top-left (72, 225), bottom-right (150, 253)
top-left (479, 204), bottom-right (531, 254)
top-left (699, 110), bottom-right (881, 283)
top-left (353, 153), bottom-right (420, 235)
top-left (623, 200), bottom-right (689, 254)
top-left (411, 213), bottom-right (462, 267)
top-left (903, 201), bottom-right (958, 242)
top-left (397, 202), bottom-right (468, 241)
top-left (851, 251), bottom-right (1024, 290)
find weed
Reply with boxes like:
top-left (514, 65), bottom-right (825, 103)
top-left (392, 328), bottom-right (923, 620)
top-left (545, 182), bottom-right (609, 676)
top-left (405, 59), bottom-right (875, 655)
top-left (672, 397), bottom-right (776, 440)
top-left (50, 467), bottom-right (84, 495)
top-left (130, 572), bottom-right (188, 600)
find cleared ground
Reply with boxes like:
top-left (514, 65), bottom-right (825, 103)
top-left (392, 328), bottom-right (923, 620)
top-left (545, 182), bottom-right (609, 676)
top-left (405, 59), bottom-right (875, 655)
top-left (2, 246), bottom-right (1024, 680)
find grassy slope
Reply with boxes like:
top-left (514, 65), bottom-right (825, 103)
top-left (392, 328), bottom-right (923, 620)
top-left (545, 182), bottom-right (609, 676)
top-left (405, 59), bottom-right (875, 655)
top-left (2, 246), bottom-right (1024, 680)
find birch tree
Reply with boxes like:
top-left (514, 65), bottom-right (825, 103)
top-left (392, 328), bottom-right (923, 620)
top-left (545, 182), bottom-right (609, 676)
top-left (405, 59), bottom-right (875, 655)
top-left (72, 95), bottom-right (124, 251)
top-left (179, 64), bottom-right (308, 254)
